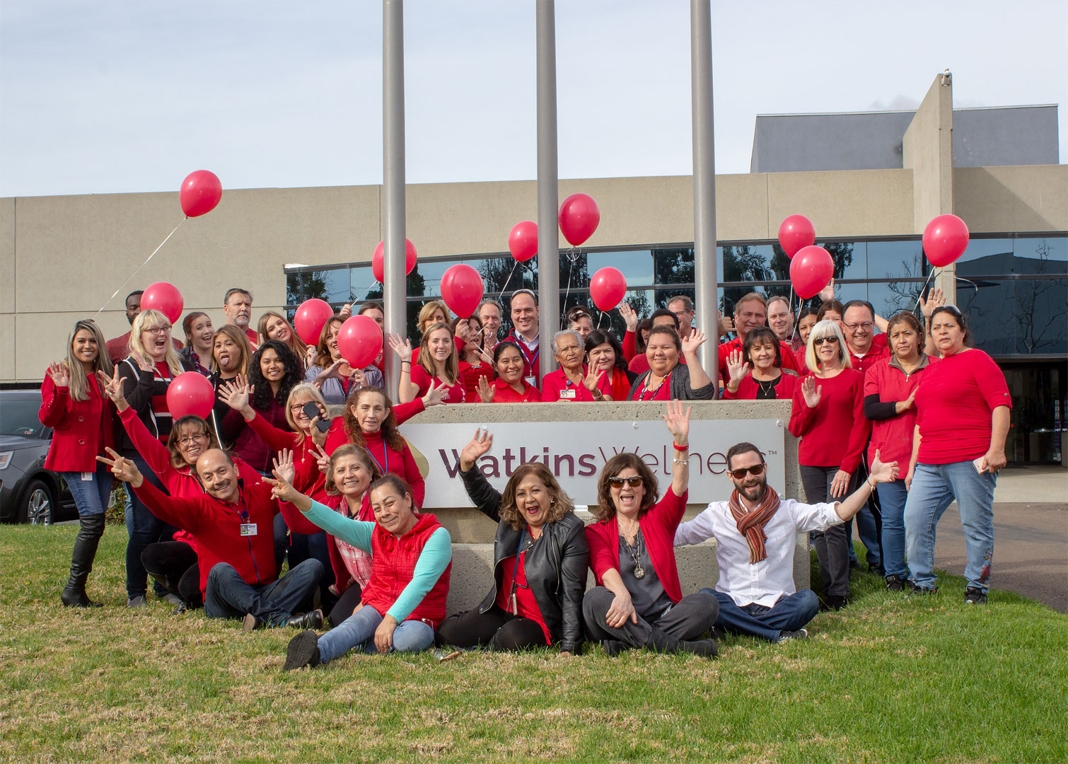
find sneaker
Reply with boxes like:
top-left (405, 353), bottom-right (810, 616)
top-left (127, 595), bottom-right (147, 608)
top-left (602, 639), bottom-right (628, 657)
top-left (906, 581), bottom-right (938, 596)
top-left (885, 574), bottom-right (906, 592)
top-left (778, 629), bottom-right (808, 642)
top-left (821, 595), bottom-right (847, 611)
top-left (283, 630), bottom-right (321, 671)
top-left (964, 587), bottom-right (988, 605)
top-left (160, 593), bottom-right (184, 607)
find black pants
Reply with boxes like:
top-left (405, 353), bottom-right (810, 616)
top-left (328, 583), bottom-right (363, 628)
top-left (582, 588), bottom-right (718, 648)
top-left (436, 605), bottom-right (549, 651)
top-left (800, 465), bottom-right (858, 597)
top-left (141, 540), bottom-right (202, 607)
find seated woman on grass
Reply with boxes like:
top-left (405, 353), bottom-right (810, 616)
top-left (270, 473), bottom-right (453, 670)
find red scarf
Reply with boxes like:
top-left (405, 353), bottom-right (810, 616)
top-left (728, 486), bottom-right (781, 564)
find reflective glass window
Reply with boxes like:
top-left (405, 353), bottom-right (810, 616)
top-left (1013, 237), bottom-right (1068, 276)
top-left (955, 237), bottom-right (1013, 275)
top-left (587, 249), bottom-right (654, 286)
top-left (865, 280), bottom-right (930, 321)
top-left (1014, 277), bottom-right (1068, 354)
top-left (957, 279), bottom-right (1016, 354)
top-left (868, 240), bottom-right (926, 280)
top-left (654, 247), bottom-right (695, 285)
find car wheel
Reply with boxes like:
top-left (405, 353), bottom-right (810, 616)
top-left (19, 479), bottom-right (55, 525)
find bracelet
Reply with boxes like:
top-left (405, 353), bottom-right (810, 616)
top-left (401, 361), bottom-right (411, 366)
top-left (867, 478), bottom-right (876, 490)
top-left (672, 442), bottom-right (688, 451)
top-left (673, 458), bottom-right (689, 465)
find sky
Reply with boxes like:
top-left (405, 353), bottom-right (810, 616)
top-left (1, 0), bottom-right (1065, 199)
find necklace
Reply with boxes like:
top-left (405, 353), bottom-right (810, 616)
top-left (755, 376), bottom-right (779, 398)
top-left (638, 371), bottom-right (670, 401)
top-left (620, 527), bottom-right (645, 579)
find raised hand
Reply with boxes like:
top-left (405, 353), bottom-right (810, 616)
top-left (801, 376), bottom-right (822, 409)
top-left (96, 369), bottom-right (130, 412)
top-left (218, 375), bottom-right (252, 413)
top-left (818, 278), bottom-right (836, 304)
top-left (618, 302), bottom-right (638, 332)
top-left (476, 376), bottom-right (495, 404)
top-left (47, 362), bottom-right (70, 388)
top-left (271, 448), bottom-right (296, 487)
top-left (338, 304), bottom-right (353, 320)
top-left (422, 379), bottom-right (448, 409)
top-left (725, 349), bottom-right (750, 387)
top-left (681, 328), bottom-right (707, 356)
top-left (868, 450), bottom-right (900, 485)
top-left (717, 311), bottom-right (734, 338)
top-left (388, 334), bottom-right (412, 364)
top-left (661, 399), bottom-right (691, 446)
top-left (313, 444), bottom-right (331, 476)
top-left (97, 446), bottom-right (143, 486)
top-left (459, 428), bottom-right (493, 471)
top-left (919, 287), bottom-right (946, 318)
top-left (582, 368), bottom-right (605, 393)
top-left (131, 351), bottom-right (156, 373)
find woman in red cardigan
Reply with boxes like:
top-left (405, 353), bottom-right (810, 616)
top-left (722, 327), bottom-right (800, 401)
top-left (38, 319), bottom-right (115, 607)
top-left (788, 320), bottom-right (871, 610)
top-left (582, 401), bottom-right (719, 656)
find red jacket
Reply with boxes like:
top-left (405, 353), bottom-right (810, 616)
top-left (863, 354), bottom-right (937, 466)
top-left (788, 368), bottom-right (871, 473)
top-left (721, 372), bottom-right (799, 401)
top-left (719, 337), bottom-right (803, 382)
top-left (585, 489), bottom-right (687, 604)
top-left (39, 371), bottom-right (114, 472)
top-left (132, 475), bottom-right (307, 598)
top-left (361, 512), bottom-right (452, 627)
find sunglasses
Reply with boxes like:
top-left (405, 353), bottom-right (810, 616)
top-left (813, 336), bottom-right (839, 346)
top-left (729, 463), bottom-right (766, 480)
top-left (608, 476), bottom-right (644, 488)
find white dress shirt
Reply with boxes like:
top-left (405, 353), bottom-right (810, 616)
top-left (674, 497), bottom-right (843, 608)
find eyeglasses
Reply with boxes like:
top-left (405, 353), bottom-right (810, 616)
top-left (812, 336), bottom-right (839, 346)
top-left (608, 476), bottom-right (644, 488)
top-left (144, 326), bottom-right (171, 334)
top-left (178, 434), bottom-right (208, 445)
top-left (729, 463), bottom-right (766, 480)
top-left (843, 322), bottom-right (874, 331)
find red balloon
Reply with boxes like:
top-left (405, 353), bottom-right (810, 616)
top-left (778, 214), bottom-right (816, 258)
top-left (589, 267), bottom-right (627, 311)
top-left (789, 246), bottom-right (835, 300)
top-left (440, 264), bottom-right (485, 319)
top-left (508, 221), bottom-right (538, 263)
top-left (140, 282), bottom-right (183, 325)
top-left (372, 239), bottom-right (418, 283)
top-left (558, 193), bottom-right (601, 247)
top-left (293, 299), bottom-right (335, 346)
top-left (923, 214), bottom-right (970, 267)
top-left (166, 372), bottom-right (215, 420)
top-left (336, 316), bottom-right (383, 369)
top-left (179, 170), bottom-right (223, 218)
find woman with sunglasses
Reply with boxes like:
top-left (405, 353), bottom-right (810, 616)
top-left (903, 306), bottom-right (1011, 604)
top-left (39, 320), bottom-right (115, 607)
top-left (722, 326), bottom-right (799, 401)
top-left (788, 320), bottom-right (870, 610)
top-left (583, 401), bottom-right (720, 656)
top-left (436, 429), bottom-right (589, 654)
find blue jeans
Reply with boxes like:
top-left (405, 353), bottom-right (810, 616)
top-left (124, 453), bottom-right (176, 599)
top-left (905, 461), bottom-right (996, 593)
top-left (62, 464), bottom-right (112, 517)
top-left (877, 479), bottom-right (909, 579)
top-left (704, 589), bottom-right (819, 642)
top-left (317, 605), bottom-right (435, 663)
top-left (204, 559), bottom-right (323, 627)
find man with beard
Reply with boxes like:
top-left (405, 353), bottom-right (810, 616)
top-left (674, 442), bottom-right (898, 642)
top-left (223, 288), bottom-right (258, 347)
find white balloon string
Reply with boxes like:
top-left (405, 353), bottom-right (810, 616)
top-left (913, 267), bottom-right (938, 313)
top-left (93, 219), bottom-right (185, 319)
top-left (501, 259), bottom-right (521, 294)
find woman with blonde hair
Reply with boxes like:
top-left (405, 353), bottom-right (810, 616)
top-left (258, 310), bottom-right (313, 371)
top-left (116, 309), bottom-right (197, 607)
top-left (38, 319), bottom-right (115, 607)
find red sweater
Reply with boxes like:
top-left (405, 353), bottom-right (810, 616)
top-left (541, 368), bottom-right (596, 402)
top-left (223, 396), bottom-right (291, 473)
top-left (595, 368), bottom-right (633, 402)
top-left (361, 512), bottom-right (452, 628)
top-left (847, 335), bottom-right (890, 377)
top-left (244, 412), bottom-right (326, 502)
top-left (718, 337), bottom-right (803, 382)
top-left (132, 477), bottom-right (306, 598)
top-left (915, 349), bottom-right (1012, 464)
top-left (322, 421), bottom-right (426, 507)
top-left (621, 330), bottom-right (637, 363)
top-left (788, 369), bottom-right (870, 473)
top-left (863, 355), bottom-right (937, 466)
top-left (39, 372), bottom-right (114, 472)
top-left (585, 489), bottom-right (687, 604)
top-left (721, 372), bottom-right (799, 401)
top-left (459, 360), bottom-right (494, 403)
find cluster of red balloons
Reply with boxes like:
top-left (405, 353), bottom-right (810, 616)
top-left (372, 238), bottom-right (418, 283)
top-left (923, 214), bottom-right (969, 267)
top-left (589, 267), bottom-right (627, 311)
top-left (778, 215), bottom-right (833, 300)
top-left (179, 170), bottom-right (223, 218)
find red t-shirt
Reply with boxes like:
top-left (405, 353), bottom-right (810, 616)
top-left (494, 549), bottom-right (551, 645)
top-left (788, 368), bottom-right (871, 473)
top-left (410, 364), bottom-right (466, 404)
top-left (915, 349), bottom-right (1012, 465)
top-left (541, 368), bottom-right (596, 402)
top-left (459, 360), bottom-right (494, 403)
top-left (491, 378), bottom-right (541, 403)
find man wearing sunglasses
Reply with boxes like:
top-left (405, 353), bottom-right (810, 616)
top-left (674, 441), bottom-right (898, 642)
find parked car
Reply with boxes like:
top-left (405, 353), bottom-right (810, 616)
top-left (0, 389), bottom-right (77, 524)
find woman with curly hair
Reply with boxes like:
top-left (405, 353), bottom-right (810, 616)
top-left (222, 339), bottom-right (302, 474)
top-left (436, 429), bottom-right (589, 654)
top-left (583, 401), bottom-right (719, 656)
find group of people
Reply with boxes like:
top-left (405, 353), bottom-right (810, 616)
top-left (38, 279), bottom-right (1010, 666)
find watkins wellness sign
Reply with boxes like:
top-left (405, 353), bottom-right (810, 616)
top-left (402, 418), bottom-right (786, 509)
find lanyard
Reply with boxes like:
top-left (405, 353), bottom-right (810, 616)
top-left (367, 438), bottom-right (390, 475)
top-left (638, 370), bottom-right (671, 401)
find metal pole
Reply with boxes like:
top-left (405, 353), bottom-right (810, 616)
top-left (536, 0), bottom-right (560, 382)
top-left (690, 0), bottom-right (718, 387)
top-left (382, 0), bottom-right (407, 397)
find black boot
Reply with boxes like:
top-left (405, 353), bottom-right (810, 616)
top-left (648, 627), bottom-right (718, 658)
top-left (61, 513), bottom-right (105, 608)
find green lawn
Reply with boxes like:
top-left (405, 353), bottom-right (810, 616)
top-left (2, 525), bottom-right (1065, 763)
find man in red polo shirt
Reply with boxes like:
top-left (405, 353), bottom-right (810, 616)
top-left (717, 292), bottom-right (804, 384)
top-left (842, 300), bottom-right (889, 376)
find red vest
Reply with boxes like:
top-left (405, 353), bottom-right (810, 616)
top-left (360, 512), bottom-right (451, 628)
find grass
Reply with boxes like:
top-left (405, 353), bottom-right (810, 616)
top-left (2, 526), bottom-right (1066, 763)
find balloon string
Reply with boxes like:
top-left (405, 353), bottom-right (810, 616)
top-left (93, 219), bottom-right (185, 319)
top-left (500, 259), bottom-right (521, 295)
top-left (913, 267), bottom-right (938, 313)
top-left (561, 247), bottom-right (577, 321)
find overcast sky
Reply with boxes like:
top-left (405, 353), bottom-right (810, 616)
top-left (1, 0), bottom-right (1065, 199)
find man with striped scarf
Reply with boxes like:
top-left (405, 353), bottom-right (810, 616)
top-left (674, 442), bottom-right (898, 642)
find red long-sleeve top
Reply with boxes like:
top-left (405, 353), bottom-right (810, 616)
top-left (721, 372), bottom-right (799, 401)
top-left (223, 396), bottom-right (291, 473)
top-left (788, 369), bottom-right (870, 473)
top-left (39, 371), bottom-right (114, 472)
top-left (718, 337), bottom-right (803, 382)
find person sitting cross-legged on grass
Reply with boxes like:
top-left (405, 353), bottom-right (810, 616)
top-left (673, 442), bottom-right (899, 643)
top-left (269, 472), bottom-right (453, 671)
top-left (99, 447), bottom-right (324, 631)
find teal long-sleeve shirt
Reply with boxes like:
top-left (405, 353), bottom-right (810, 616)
top-left (302, 500), bottom-right (451, 623)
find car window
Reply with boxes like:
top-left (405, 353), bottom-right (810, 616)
top-left (0, 394), bottom-right (45, 438)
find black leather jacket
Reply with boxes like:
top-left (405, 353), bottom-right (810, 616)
top-left (461, 466), bottom-right (589, 654)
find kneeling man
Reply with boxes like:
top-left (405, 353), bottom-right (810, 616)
top-left (101, 447), bottom-right (323, 630)
top-left (675, 442), bottom-right (897, 642)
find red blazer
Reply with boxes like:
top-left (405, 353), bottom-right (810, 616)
top-left (721, 372), bottom-right (799, 401)
top-left (39, 371), bottom-right (114, 472)
top-left (585, 489), bottom-right (687, 604)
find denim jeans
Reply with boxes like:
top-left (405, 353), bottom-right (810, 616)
top-left (905, 461), bottom-right (996, 593)
top-left (124, 453), bottom-right (176, 599)
top-left (62, 464), bottom-right (112, 517)
top-left (317, 605), bottom-right (435, 663)
top-left (204, 559), bottom-right (323, 627)
top-left (876, 479), bottom-right (909, 579)
top-left (704, 589), bottom-right (819, 642)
